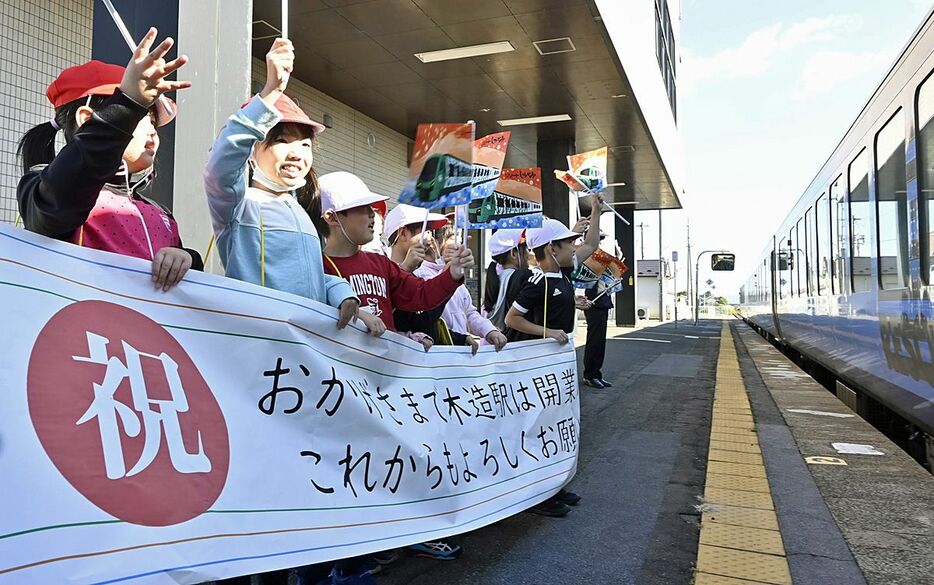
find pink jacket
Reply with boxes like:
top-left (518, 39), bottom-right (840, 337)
top-left (415, 259), bottom-right (497, 340)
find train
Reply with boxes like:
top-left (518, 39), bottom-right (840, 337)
top-left (737, 8), bottom-right (934, 469)
top-left (414, 153), bottom-right (474, 203)
top-left (468, 190), bottom-right (542, 224)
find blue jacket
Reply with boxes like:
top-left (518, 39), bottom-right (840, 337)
top-left (203, 95), bottom-right (355, 307)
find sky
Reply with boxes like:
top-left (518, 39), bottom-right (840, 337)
top-left (633, 0), bottom-right (933, 301)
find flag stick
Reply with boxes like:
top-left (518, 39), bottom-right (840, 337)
top-left (99, 0), bottom-right (174, 116)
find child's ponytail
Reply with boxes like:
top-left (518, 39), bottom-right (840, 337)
top-left (16, 94), bottom-right (107, 174)
top-left (16, 122), bottom-right (58, 174)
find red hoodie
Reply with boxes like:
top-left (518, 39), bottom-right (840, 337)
top-left (323, 251), bottom-right (461, 332)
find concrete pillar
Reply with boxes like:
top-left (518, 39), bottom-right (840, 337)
top-left (536, 138), bottom-right (574, 224)
top-left (173, 0), bottom-right (253, 273)
top-left (615, 207), bottom-right (636, 326)
top-left (92, 0), bottom-right (179, 210)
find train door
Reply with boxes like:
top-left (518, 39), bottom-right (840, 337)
top-left (770, 235), bottom-right (785, 340)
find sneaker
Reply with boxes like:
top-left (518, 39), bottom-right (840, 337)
top-left (371, 549), bottom-right (401, 566)
top-left (597, 378), bottom-right (613, 387)
top-left (408, 540), bottom-right (463, 560)
top-left (582, 378), bottom-right (605, 388)
top-left (555, 488), bottom-right (581, 506)
top-left (529, 498), bottom-right (571, 517)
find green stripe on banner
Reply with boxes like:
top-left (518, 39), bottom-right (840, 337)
top-left (0, 456), bottom-right (576, 541)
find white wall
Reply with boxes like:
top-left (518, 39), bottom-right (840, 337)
top-left (0, 0), bottom-right (93, 224)
top-left (593, 0), bottom-right (684, 198)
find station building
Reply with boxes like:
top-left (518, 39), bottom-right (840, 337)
top-left (0, 0), bottom-right (683, 325)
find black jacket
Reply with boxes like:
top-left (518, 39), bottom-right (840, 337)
top-left (17, 90), bottom-right (202, 270)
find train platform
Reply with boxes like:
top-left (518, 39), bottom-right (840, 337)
top-left (366, 318), bottom-right (934, 585)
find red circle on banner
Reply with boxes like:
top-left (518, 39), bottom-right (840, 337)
top-left (27, 300), bottom-right (229, 526)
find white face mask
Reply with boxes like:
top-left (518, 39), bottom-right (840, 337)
top-left (249, 157), bottom-right (307, 193)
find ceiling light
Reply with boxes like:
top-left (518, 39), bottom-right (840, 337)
top-left (415, 41), bottom-right (515, 63)
top-left (611, 201), bottom-right (638, 206)
top-left (533, 37), bottom-right (576, 56)
top-left (497, 114), bottom-right (572, 127)
top-left (480, 108), bottom-right (492, 112)
top-left (611, 94), bottom-right (626, 98)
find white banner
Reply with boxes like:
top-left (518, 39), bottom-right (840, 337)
top-left (0, 224), bottom-right (579, 584)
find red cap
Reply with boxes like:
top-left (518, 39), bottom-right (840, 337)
top-left (240, 93), bottom-right (327, 136)
top-left (274, 94), bottom-right (326, 136)
top-left (372, 200), bottom-right (387, 217)
top-left (46, 60), bottom-right (176, 127)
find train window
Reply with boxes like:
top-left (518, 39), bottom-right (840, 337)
top-left (830, 175), bottom-right (846, 293)
top-left (816, 195), bottom-right (831, 294)
top-left (786, 229), bottom-right (795, 297)
top-left (764, 258), bottom-right (770, 302)
top-left (875, 109), bottom-right (908, 289)
top-left (805, 207), bottom-right (816, 295)
top-left (917, 75), bottom-right (934, 283)
top-left (848, 149), bottom-right (872, 292)
top-left (796, 219), bottom-right (806, 295)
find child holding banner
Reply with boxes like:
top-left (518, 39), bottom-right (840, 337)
top-left (483, 228), bottom-right (530, 331)
top-left (320, 177), bottom-right (473, 337)
top-left (16, 29), bottom-right (201, 290)
top-left (203, 38), bottom-right (379, 336)
top-left (504, 195), bottom-right (602, 517)
top-left (412, 232), bottom-right (509, 352)
top-left (317, 177), bottom-right (473, 570)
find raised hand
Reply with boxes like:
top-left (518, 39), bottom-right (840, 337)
top-left (119, 28), bottom-right (190, 107)
top-left (449, 245), bottom-right (475, 280)
top-left (401, 241), bottom-right (427, 272)
top-left (261, 38), bottom-right (294, 102)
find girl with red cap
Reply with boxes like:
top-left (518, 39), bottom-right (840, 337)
top-left (17, 28), bottom-right (201, 290)
top-left (203, 38), bottom-right (379, 335)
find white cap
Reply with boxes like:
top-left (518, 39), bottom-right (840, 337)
top-left (488, 229), bottom-right (526, 256)
top-left (319, 171), bottom-right (389, 216)
top-left (525, 218), bottom-right (579, 250)
top-left (383, 203), bottom-right (449, 242)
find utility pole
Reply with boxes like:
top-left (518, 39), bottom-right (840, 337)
top-left (686, 218), bottom-right (693, 321)
top-left (658, 210), bottom-right (663, 321)
top-left (672, 250), bottom-right (679, 327)
top-left (636, 222), bottom-right (647, 260)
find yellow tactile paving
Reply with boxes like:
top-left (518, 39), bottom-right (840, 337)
top-left (708, 450), bottom-right (764, 466)
top-left (697, 545), bottom-right (792, 584)
top-left (710, 414), bottom-right (756, 431)
top-left (710, 425), bottom-right (757, 434)
top-left (709, 440), bottom-right (761, 454)
top-left (703, 507), bottom-right (780, 531)
top-left (694, 572), bottom-right (773, 585)
top-left (705, 487), bottom-right (775, 510)
top-left (707, 461), bottom-right (765, 478)
top-left (696, 323), bottom-right (790, 584)
top-left (713, 412), bottom-right (754, 420)
top-left (700, 522), bottom-right (786, 556)
top-left (705, 473), bottom-right (771, 493)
